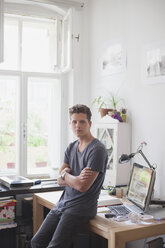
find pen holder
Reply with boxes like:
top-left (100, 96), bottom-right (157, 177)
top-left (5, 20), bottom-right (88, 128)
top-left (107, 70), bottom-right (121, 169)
top-left (116, 188), bottom-right (123, 198)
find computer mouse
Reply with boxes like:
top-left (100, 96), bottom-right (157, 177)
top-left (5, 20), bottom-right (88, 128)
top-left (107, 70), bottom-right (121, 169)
top-left (104, 213), bottom-right (116, 218)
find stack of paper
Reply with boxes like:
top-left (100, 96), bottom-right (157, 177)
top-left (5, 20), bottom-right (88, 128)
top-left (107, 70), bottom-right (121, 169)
top-left (98, 191), bottom-right (122, 207)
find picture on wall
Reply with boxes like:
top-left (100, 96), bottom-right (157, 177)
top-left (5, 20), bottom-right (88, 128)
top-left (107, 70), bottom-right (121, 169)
top-left (142, 43), bottom-right (165, 84)
top-left (101, 42), bottom-right (126, 76)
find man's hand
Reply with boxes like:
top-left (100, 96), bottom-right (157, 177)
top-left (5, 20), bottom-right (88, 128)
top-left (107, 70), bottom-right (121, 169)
top-left (79, 167), bottom-right (93, 181)
top-left (59, 163), bottom-right (71, 174)
top-left (57, 164), bottom-right (71, 186)
top-left (61, 167), bottom-right (71, 175)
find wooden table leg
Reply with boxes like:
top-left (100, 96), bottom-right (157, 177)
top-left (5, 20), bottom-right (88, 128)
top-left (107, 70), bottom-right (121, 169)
top-left (108, 230), bottom-right (115, 248)
top-left (108, 230), bottom-right (125, 248)
top-left (33, 195), bottom-right (44, 235)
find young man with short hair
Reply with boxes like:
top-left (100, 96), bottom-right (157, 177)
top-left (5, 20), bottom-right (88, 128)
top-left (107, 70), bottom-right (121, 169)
top-left (31, 104), bottom-right (108, 248)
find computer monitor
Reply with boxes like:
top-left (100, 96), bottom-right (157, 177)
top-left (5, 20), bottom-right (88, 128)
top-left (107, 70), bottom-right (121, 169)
top-left (127, 163), bottom-right (156, 212)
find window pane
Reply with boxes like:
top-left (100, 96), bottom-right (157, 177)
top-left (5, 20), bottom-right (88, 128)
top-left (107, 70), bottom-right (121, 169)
top-left (22, 19), bottom-right (57, 72)
top-left (27, 77), bottom-right (61, 175)
top-left (0, 17), bottom-right (19, 70)
top-left (0, 76), bottom-right (18, 172)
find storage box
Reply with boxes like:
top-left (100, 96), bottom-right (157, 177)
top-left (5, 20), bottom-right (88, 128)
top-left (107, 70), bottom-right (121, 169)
top-left (0, 199), bottom-right (16, 223)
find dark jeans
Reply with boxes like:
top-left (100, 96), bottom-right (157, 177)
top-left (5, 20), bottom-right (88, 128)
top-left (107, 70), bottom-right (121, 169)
top-left (31, 209), bottom-right (92, 248)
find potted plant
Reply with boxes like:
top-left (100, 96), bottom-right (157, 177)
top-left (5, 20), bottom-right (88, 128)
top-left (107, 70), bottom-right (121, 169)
top-left (6, 149), bottom-right (15, 169)
top-left (7, 162), bottom-right (15, 169)
top-left (91, 92), bottom-right (124, 118)
top-left (35, 156), bottom-right (47, 167)
top-left (91, 96), bottom-right (113, 117)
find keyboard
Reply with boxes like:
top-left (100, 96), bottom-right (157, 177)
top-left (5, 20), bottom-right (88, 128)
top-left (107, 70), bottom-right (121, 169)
top-left (108, 205), bottom-right (131, 216)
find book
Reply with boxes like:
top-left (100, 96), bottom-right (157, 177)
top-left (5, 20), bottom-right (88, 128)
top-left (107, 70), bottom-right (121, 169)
top-left (98, 191), bottom-right (122, 207)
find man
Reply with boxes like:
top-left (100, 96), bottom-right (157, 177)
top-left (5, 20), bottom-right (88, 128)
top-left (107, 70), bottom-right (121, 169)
top-left (31, 104), bottom-right (108, 248)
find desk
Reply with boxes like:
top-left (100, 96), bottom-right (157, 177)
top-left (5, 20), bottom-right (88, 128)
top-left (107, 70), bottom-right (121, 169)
top-left (33, 191), bottom-right (165, 248)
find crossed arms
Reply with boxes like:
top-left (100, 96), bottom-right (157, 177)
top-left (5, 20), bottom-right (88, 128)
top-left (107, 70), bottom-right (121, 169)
top-left (57, 163), bottom-right (99, 192)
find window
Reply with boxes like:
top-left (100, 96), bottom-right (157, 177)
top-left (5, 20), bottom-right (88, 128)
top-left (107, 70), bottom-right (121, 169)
top-left (0, 15), bottom-right (58, 72)
top-left (0, 12), bottom-right (67, 177)
top-left (27, 77), bottom-right (61, 175)
top-left (22, 19), bottom-right (57, 72)
top-left (0, 76), bottom-right (18, 172)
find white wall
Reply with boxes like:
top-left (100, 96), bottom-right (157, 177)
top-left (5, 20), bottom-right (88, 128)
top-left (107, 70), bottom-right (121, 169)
top-left (0, 0), bottom-right (4, 63)
top-left (80, 1), bottom-right (165, 246)
top-left (82, 0), bottom-right (165, 201)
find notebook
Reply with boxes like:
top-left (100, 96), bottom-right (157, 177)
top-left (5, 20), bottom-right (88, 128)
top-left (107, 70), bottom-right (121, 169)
top-left (108, 163), bottom-right (156, 216)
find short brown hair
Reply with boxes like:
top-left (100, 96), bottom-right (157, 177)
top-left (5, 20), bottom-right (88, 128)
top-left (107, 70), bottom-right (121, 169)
top-left (69, 104), bottom-right (92, 122)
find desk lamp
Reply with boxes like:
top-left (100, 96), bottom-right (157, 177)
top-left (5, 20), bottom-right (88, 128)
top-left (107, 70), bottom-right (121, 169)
top-left (119, 143), bottom-right (165, 206)
top-left (119, 142), bottom-right (157, 170)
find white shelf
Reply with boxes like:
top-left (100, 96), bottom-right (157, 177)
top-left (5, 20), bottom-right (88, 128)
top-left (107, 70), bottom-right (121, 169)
top-left (95, 117), bottom-right (131, 187)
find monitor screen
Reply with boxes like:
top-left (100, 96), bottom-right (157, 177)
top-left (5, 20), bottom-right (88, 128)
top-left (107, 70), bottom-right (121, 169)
top-left (127, 163), bottom-right (156, 211)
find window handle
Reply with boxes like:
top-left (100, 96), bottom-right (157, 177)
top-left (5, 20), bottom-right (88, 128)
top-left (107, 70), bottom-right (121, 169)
top-left (23, 122), bottom-right (27, 143)
top-left (74, 34), bottom-right (80, 42)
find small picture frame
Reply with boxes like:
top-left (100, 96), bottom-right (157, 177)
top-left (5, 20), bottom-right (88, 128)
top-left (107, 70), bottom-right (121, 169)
top-left (100, 41), bottom-right (127, 76)
top-left (142, 42), bottom-right (165, 84)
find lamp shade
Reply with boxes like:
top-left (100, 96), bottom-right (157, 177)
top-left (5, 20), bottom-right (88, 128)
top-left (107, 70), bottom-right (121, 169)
top-left (119, 153), bottom-right (135, 164)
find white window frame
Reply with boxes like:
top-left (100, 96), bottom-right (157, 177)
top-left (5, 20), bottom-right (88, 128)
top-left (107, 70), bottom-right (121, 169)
top-left (61, 8), bottom-right (73, 72)
top-left (0, 9), bottom-right (69, 178)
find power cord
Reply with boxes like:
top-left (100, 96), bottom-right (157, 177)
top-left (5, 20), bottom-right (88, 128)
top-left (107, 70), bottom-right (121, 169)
top-left (143, 238), bottom-right (147, 248)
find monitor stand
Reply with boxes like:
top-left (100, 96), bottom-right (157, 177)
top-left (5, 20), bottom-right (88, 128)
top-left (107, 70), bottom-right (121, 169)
top-left (150, 198), bottom-right (165, 206)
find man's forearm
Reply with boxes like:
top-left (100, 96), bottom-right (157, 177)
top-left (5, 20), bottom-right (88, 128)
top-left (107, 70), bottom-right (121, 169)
top-left (64, 169), bottom-right (98, 192)
top-left (57, 167), bottom-right (98, 192)
top-left (57, 172), bottom-right (81, 188)
top-left (64, 173), bottom-right (84, 191)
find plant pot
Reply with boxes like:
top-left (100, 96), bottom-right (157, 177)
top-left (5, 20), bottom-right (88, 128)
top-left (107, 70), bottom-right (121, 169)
top-left (99, 108), bottom-right (113, 118)
top-left (35, 162), bottom-right (47, 167)
top-left (7, 162), bottom-right (15, 169)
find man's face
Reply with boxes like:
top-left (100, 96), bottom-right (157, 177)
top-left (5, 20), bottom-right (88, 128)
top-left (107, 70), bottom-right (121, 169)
top-left (70, 113), bottom-right (91, 138)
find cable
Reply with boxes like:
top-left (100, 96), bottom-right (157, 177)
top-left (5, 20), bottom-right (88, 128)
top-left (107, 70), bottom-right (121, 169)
top-left (143, 238), bottom-right (147, 248)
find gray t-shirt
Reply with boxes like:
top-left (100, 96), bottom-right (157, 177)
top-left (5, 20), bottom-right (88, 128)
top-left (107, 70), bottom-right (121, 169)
top-left (55, 138), bottom-right (108, 217)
